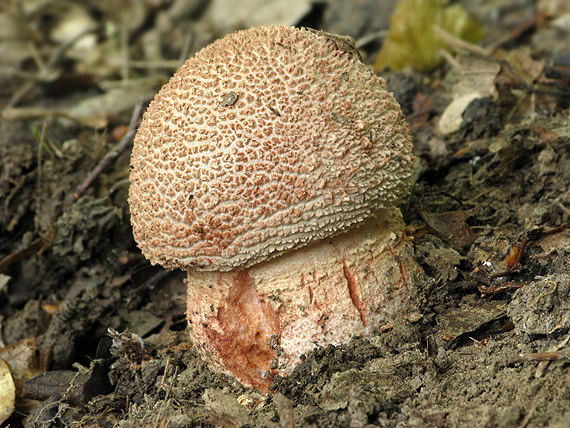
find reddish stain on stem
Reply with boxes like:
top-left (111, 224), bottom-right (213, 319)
top-left (202, 270), bottom-right (280, 392)
top-left (343, 261), bottom-right (366, 325)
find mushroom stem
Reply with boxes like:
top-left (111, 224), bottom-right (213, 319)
top-left (186, 206), bottom-right (422, 392)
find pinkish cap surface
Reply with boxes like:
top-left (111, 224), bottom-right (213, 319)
top-left (129, 25), bottom-right (414, 271)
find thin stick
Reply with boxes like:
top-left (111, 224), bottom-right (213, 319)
top-left (510, 350), bottom-right (569, 363)
top-left (0, 238), bottom-right (44, 272)
top-left (73, 101), bottom-right (144, 200)
top-left (436, 25), bottom-right (569, 98)
top-left (7, 27), bottom-right (96, 108)
top-left (35, 121), bottom-right (47, 232)
top-left (489, 11), bottom-right (545, 53)
top-left (491, 220), bottom-right (570, 278)
top-left (121, 18), bottom-right (129, 82)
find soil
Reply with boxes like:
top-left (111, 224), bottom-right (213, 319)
top-left (1, 1), bottom-right (569, 427)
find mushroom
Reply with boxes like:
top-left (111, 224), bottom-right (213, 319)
top-left (129, 25), bottom-right (423, 392)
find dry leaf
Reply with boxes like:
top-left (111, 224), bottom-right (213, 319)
top-left (435, 302), bottom-right (508, 347)
top-left (495, 47), bottom-right (544, 86)
top-left (420, 208), bottom-right (477, 250)
top-left (0, 358), bottom-right (16, 424)
top-left (438, 93), bottom-right (480, 135)
top-left (205, 0), bottom-right (311, 31)
top-left (49, 4), bottom-right (97, 58)
top-left (1, 78), bottom-right (162, 128)
top-left (65, 80), bottom-right (160, 127)
top-left (438, 55), bottom-right (500, 135)
top-left (0, 338), bottom-right (40, 399)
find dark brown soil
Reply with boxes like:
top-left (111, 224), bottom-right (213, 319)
top-left (1, 1), bottom-right (569, 427)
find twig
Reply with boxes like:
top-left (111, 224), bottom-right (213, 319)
top-left (121, 18), bottom-right (130, 82)
top-left (126, 269), bottom-right (176, 310)
top-left (31, 371), bottom-right (81, 425)
top-left (7, 27), bottom-right (97, 108)
top-left (35, 121), bottom-right (47, 233)
top-left (434, 25), bottom-right (569, 98)
top-left (177, 30), bottom-right (194, 67)
top-left (154, 359), bottom-right (177, 428)
top-left (490, 236), bottom-right (528, 278)
top-left (510, 335), bottom-right (570, 376)
top-left (73, 101), bottom-right (144, 200)
top-left (478, 282), bottom-right (525, 298)
top-left (435, 25), bottom-right (538, 93)
top-left (491, 220), bottom-right (570, 278)
top-left (489, 11), bottom-right (545, 53)
top-left (433, 25), bottom-right (491, 58)
top-left (0, 238), bottom-right (45, 272)
top-left (510, 350), bottom-right (570, 364)
top-left (534, 334), bottom-right (570, 378)
top-left (355, 29), bottom-right (388, 48)
top-left (123, 60), bottom-right (181, 70)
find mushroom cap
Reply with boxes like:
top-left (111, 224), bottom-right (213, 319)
top-left (129, 25), bottom-right (414, 271)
